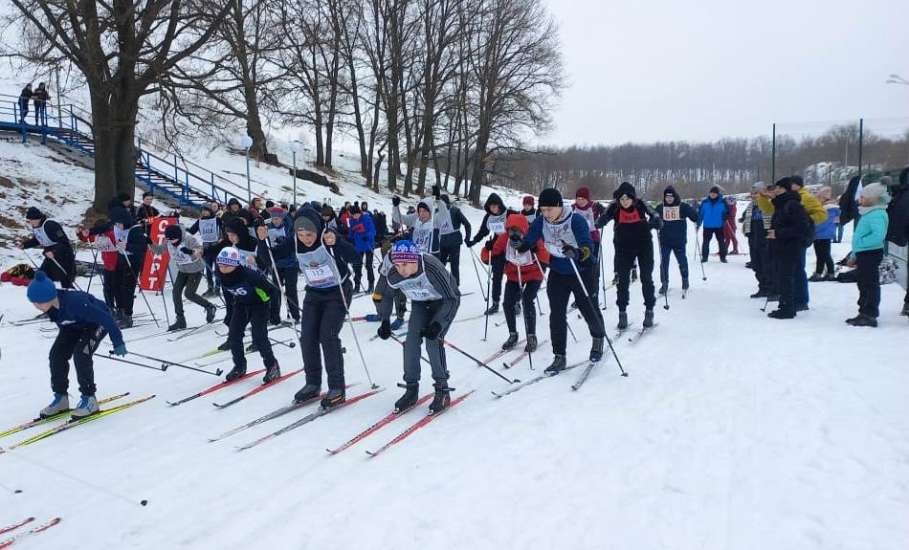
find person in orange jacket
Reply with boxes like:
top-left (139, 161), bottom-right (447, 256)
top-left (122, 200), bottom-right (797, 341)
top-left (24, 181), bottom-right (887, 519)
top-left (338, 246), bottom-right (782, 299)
top-left (483, 213), bottom-right (550, 353)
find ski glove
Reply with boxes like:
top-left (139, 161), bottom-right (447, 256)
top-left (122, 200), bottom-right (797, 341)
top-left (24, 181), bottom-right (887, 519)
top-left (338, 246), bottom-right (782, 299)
top-left (465, 239), bottom-right (477, 248)
top-left (377, 319), bottom-right (392, 340)
top-left (421, 321), bottom-right (443, 340)
top-left (112, 343), bottom-right (128, 357)
top-left (484, 239), bottom-right (495, 251)
top-left (562, 245), bottom-right (591, 262)
top-left (392, 196), bottom-right (401, 207)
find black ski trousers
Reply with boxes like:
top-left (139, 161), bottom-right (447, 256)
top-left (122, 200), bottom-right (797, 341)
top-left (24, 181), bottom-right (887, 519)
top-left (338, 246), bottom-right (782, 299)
top-left (503, 279), bottom-right (540, 335)
top-left (299, 282), bottom-right (350, 390)
top-left (49, 325), bottom-right (106, 396)
top-left (228, 301), bottom-right (275, 371)
top-left (615, 243), bottom-right (656, 310)
top-left (546, 269), bottom-right (604, 356)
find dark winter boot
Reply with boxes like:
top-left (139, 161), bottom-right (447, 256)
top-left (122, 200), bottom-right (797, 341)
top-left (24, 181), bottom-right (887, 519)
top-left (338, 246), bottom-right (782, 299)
top-left (168, 315), bottom-right (187, 332)
top-left (682, 278), bottom-right (689, 290)
top-left (545, 354), bottom-right (567, 374)
top-left (643, 308), bottom-right (655, 328)
top-left (902, 303), bottom-right (909, 317)
top-left (321, 387), bottom-right (346, 409)
top-left (294, 384), bottom-right (321, 403)
top-left (524, 335), bottom-right (538, 353)
top-left (263, 361), bottom-right (281, 383)
top-left (750, 290), bottom-right (768, 299)
top-left (846, 314), bottom-right (878, 327)
top-left (485, 302), bottom-right (499, 315)
top-left (217, 339), bottom-right (231, 351)
top-left (808, 273), bottom-right (824, 282)
top-left (117, 314), bottom-right (133, 329)
top-left (768, 307), bottom-right (795, 320)
top-left (225, 366), bottom-right (247, 382)
top-left (502, 332), bottom-right (519, 350)
top-left (589, 337), bottom-right (604, 362)
top-left (205, 304), bottom-right (217, 323)
top-left (429, 380), bottom-right (452, 414)
top-left (658, 282), bottom-right (668, 296)
top-left (617, 311), bottom-right (628, 330)
top-left (394, 383), bottom-right (419, 412)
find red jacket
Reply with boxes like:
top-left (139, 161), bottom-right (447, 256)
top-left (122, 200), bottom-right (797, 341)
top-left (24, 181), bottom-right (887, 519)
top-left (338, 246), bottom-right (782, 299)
top-left (78, 228), bottom-right (119, 271)
top-left (482, 214), bottom-right (550, 283)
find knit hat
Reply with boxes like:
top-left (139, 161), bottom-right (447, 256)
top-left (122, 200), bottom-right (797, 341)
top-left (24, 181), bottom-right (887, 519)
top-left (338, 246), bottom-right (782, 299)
top-left (268, 206), bottom-right (286, 218)
top-left (575, 187), bottom-right (591, 201)
top-left (613, 181), bottom-right (636, 200)
top-left (523, 195), bottom-right (535, 207)
top-left (224, 217), bottom-right (246, 235)
top-left (216, 247), bottom-right (241, 267)
top-left (293, 215), bottom-right (317, 234)
top-left (790, 175), bottom-right (804, 188)
top-left (164, 224), bottom-right (182, 241)
top-left (708, 186), bottom-right (721, 195)
top-left (751, 181), bottom-right (766, 192)
top-left (349, 205), bottom-right (361, 215)
top-left (25, 207), bottom-right (43, 220)
top-left (861, 182), bottom-right (891, 205)
top-left (27, 271), bottom-right (57, 303)
top-left (775, 177), bottom-right (794, 191)
top-left (391, 240), bottom-right (420, 264)
top-left (538, 188), bottom-right (562, 208)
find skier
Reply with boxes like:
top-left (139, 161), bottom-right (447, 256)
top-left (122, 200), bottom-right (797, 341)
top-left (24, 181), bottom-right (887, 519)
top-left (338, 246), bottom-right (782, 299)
top-left (572, 187), bottom-right (606, 302)
top-left (391, 196), bottom-right (404, 232)
top-left (256, 206), bottom-right (300, 324)
top-left (492, 213), bottom-right (550, 352)
top-left (521, 188), bottom-right (606, 372)
top-left (286, 210), bottom-right (358, 408)
top-left (466, 193), bottom-right (514, 314)
top-left (17, 83), bottom-right (32, 124)
top-left (77, 219), bottom-right (120, 308)
top-left (347, 205), bottom-right (377, 293)
top-left (654, 185), bottom-right (698, 295)
top-left (223, 197), bottom-right (253, 229)
top-left (20, 207), bottom-right (76, 289)
top-left (723, 195), bottom-right (740, 255)
top-left (765, 178), bottom-right (812, 320)
top-left (521, 195), bottom-right (538, 223)
top-left (108, 207), bottom-right (148, 328)
top-left (375, 240), bottom-right (460, 413)
top-left (217, 217), bottom-right (267, 349)
top-left (27, 271), bottom-right (128, 420)
top-left (845, 183), bottom-right (890, 327)
top-left (215, 247), bottom-right (281, 383)
top-left (158, 224), bottom-right (217, 330)
top-left (186, 205), bottom-right (223, 297)
top-left (597, 182), bottom-right (662, 329)
top-left (439, 194), bottom-right (472, 285)
top-left (699, 186), bottom-right (729, 263)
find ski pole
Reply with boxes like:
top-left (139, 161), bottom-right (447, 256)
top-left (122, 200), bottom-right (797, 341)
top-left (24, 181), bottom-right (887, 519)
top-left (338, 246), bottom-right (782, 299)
top-left (599, 242), bottom-right (608, 309)
top-left (695, 228), bottom-right (707, 281)
top-left (329, 248), bottom-right (378, 389)
top-left (532, 255), bottom-right (547, 316)
top-left (97, 354), bottom-right (167, 372)
top-left (48, 256), bottom-right (83, 291)
top-left (388, 333), bottom-right (432, 366)
top-left (568, 257), bottom-right (627, 377)
top-left (162, 263), bottom-right (174, 329)
top-left (442, 338), bottom-right (518, 384)
top-left (264, 236), bottom-right (302, 340)
top-left (468, 247), bottom-right (488, 301)
top-left (120, 251), bottom-right (161, 328)
top-left (658, 236), bottom-right (670, 311)
top-left (86, 248), bottom-right (99, 293)
top-left (760, 293), bottom-right (771, 313)
top-left (516, 264), bottom-right (534, 370)
top-left (483, 251), bottom-right (492, 341)
top-left (115, 350), bottom-right (223, 376)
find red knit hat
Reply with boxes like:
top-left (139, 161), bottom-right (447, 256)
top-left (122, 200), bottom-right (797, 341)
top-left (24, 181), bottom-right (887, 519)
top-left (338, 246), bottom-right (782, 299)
top-left (522, 195), bottom-right (535, 207)
top-left (575, 187), bottom-right (591, 201)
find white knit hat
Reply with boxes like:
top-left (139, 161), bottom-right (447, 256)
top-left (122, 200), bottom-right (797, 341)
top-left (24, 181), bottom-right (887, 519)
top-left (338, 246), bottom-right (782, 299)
top-left (861, 182), bottom-right (891, 205)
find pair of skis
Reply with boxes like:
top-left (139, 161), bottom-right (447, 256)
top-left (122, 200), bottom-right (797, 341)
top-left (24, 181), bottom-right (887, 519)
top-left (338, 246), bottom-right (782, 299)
top-left (491, 360), bottom-right (592, 398)
top-left (0, 392), bottom-right (130, 440)
top-left (0, 517), bottom-right (62, 549)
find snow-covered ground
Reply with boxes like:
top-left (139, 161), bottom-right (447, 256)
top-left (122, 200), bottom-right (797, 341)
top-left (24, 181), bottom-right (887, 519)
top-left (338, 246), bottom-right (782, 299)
top-left (0, 140), bottom-right (907, 548)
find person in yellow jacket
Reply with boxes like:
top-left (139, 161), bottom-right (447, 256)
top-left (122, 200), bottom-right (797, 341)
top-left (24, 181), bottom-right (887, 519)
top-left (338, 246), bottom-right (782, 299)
top-left (756, 175), bottom-right (827, 310)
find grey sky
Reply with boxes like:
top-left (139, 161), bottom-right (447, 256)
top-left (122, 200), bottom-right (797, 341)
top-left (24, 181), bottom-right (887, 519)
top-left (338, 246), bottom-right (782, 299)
top-left (540, 0), bottom-right (909, 146)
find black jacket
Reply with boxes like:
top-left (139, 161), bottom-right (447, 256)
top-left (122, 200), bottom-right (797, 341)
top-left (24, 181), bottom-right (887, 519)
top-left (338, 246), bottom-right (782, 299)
top-left (839, 176), bottom-right (862, 225)
top-left (597, 200), bottom-right (662, 248)
top-left (770, 191), bottom-right (810, 257)
top-left (22, 217), bottom-right (74, 261)
top-left (886, 167), bottom-right (909, 247)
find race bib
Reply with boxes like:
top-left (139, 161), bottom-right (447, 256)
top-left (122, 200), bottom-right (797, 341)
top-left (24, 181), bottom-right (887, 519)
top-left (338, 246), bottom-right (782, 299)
top-left (94, 235), bottom-right (117, 252)
top-left (662, 206), bottom-right (680, 222)
top-left (303, 264), bottom-right (335, 287)
top-left (488, 221), bottom-right (505, 235)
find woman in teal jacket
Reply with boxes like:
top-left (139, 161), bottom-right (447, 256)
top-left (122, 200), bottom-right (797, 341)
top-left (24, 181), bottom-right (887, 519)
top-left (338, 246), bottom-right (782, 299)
top-left (847, 183), bottom-right (890, 327)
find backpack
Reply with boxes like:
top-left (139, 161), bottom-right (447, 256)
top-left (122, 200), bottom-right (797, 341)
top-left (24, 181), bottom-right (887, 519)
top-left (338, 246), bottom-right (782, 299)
top-left (799, 206), bottom-right (815, 249)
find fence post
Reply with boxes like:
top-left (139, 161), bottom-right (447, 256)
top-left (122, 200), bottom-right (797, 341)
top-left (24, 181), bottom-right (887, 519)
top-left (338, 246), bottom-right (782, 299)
top-left (292, 150), bottom-right (297, 206)
top-left (174, 154), bottom-right (179, 185)
top-left (771, 123), bottom-right (776, 184)
top-left (211, 173), bottom-right (216, 202)
top-left (857, 118), bottom-right (864, 181)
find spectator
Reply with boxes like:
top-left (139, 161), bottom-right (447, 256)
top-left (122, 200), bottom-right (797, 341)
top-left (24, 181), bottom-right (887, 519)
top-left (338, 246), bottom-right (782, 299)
top-left (809, 186), bottom-right (839, 282)
top-left (846, 183), bottom-right (890, 327)
top-left (885, 168), bottom-right (909, 316)
top-left (698, 186), bottom-right (729, 263)
top-left (723, 195), bottom-right (739, 255)
top-left (18, 83), bottom-right (32, 124)
top-left (33, 82), bottom-right (50, 126)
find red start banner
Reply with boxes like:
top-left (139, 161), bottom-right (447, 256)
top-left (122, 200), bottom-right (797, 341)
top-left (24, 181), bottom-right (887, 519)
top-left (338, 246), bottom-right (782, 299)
top-left (139, 216), bottom-right (177, 291)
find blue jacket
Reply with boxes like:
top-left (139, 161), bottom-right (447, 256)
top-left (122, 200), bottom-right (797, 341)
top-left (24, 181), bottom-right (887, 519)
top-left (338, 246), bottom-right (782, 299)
top-left (48, 289), bottom-right (124, 348)
top-left (523, 211), bottom-right (594, 275)
top-left (699, 196), bottom-right (728, 229)
top-left (348, 213), bottom-right (376, 253)
top-left (655, 188), bottom-right (698, 246)
top-left (852, 207), bottom-right (888, 253)
top-left (814, 205), bottom-right (840, 241)
top-left (258, 218), bottom-right (297, 269)
top-left (217, 266), bottom-right (278, 306)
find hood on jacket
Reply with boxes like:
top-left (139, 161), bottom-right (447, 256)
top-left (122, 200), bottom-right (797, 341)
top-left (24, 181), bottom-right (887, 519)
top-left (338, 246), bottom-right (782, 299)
top-left (613, 181), bottom-right (636, 201)
top-left (662, 186), bottom-right (680, 205)
top-left (227, 197), bottom-right (242, 210)
top-left (505, 213), bottom-right (529, 235)
top-left (484, 193), bottom-right (505, 215)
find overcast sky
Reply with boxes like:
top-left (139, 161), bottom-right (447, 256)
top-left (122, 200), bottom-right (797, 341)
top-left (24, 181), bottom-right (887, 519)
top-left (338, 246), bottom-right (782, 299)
top-left (540, 0), bottom-right (909, 147)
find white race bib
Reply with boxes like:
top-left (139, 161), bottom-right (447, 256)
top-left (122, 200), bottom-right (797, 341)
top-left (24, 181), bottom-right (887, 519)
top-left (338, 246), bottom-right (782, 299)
top-left (662, 206), bottom-right (680, 222)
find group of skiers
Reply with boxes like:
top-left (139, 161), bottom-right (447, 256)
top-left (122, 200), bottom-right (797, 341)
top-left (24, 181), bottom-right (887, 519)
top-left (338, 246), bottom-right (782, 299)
top-left (19, 168), bottom-right (909, 422)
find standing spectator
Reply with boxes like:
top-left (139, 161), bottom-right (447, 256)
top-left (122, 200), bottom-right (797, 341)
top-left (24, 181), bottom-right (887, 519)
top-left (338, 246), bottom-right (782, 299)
top-left (136, 191), bottom-right (160, 232)
top-left (886, 168), bottom-right (909, 316)
top-left (723, 195), bottom-right (739, 255)
top-left (742, 182), bottom-right (773, 298)
top-left (809, 186), bottom-right (839, 281)
top-left (846, 183), bottom-right (890, 326)
top-left (33, 82), bottom-right (50, 126)
top-left (698, 186), bottom-right (729, 263)
top-left (766, 178), bottom-right (811, 320)
top-left (18, 83), bottom-right (32, 124)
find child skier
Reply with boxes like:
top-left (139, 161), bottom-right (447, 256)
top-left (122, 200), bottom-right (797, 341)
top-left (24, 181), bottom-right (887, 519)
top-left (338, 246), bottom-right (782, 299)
top-left (27, 271), bottom-right (128, 419)
top-left (215, 247), bottom-right (281, 383)
top-left (845, 183), bottom-right (890, 327)
top-left (654, 185), bottom-right (698, 295)
top-left (159, 224), bottom-right (217, 330)
top-left (597, 182), bottom-right (662, 329)
top-left (109, 206), bottom-right (148, 328)
top-left (20, 207), bottom-right (76, 288)
top-left (572, 187), bottom-right (606, 302)
top-left (490, 213), bottom-right (550, 352)
top-left (77, 219), bottom-right (120, 308)
top-left (521, 188), bottom-right (606, 372)
top-left (256, 206), bottom-right (300, 324)
top-left (466, 193), bottom-right (514, 314)
top-left (375, 240), bottom-right (460, 413)
top-left (187, 205), bottom-right (223, 297)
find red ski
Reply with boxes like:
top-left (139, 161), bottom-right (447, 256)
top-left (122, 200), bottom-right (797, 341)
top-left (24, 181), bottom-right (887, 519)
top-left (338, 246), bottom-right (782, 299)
top-left (326, 393), bottom-right (434, 455)
top-left (212, 369), bottom-right (304, 409)
top-left (0, 518), bottom-right (33, 537)
top-left (0, 517), bottom-right (61, 549)
top-left (365, 391), bottom-right (474, 458)
top-left (167, 369), bottom-right (266, 406)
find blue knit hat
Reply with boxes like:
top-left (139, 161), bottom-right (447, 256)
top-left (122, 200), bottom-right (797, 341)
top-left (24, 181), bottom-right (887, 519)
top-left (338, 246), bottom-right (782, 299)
top-left (391, 240), bottom-right (420, 264)
top-left (27, 271), bottom-right (58, 303)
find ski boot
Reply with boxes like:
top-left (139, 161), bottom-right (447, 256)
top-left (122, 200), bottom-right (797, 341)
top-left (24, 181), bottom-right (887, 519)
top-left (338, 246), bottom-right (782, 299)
top-left (263, 361), bottom-right (281, 384)
top-left (225, 366), bottom-right (247, 382)
top-left (524, 335), bottom-right (538, 353)
top-left (484, 301), bottom-right (500, 315)
top-left (643, 308), bottom-right (655, 328)
top-left (429, 380), bottom-right (452, 414)
top-left (40, 393), bottom-right (69, 418)
top-left (294, 384), bottom-right (321, 403)
top-left (390, 317), bottom-right (405, 331)
top-left (502, 332), bottom-right (519, 350)
top-left (617, 311), bottom-right (628, 330)
top-left (395, 383), bottom-right (419, 412)
top-left (768, 307), bottom-right (795, 320)
top-left (321, 387), bottom-right (346, 409)
top-left (71, 395), bottom-right (99, 420)
top-left (117, 314), bottom-right (133, 329)
top-left (846, 314), bottom-right (878, 327)
top-left (217, 339), bottom-right (231, 351)
top-left (682, 278), bottom-right (689, 291)
top-left (658, 282), bottom-right (668, 296)
top-left (589, 337), bottom-right (604, 362)
top-left (544, 355), bottom-right (567, 374)
top-left (167, 315), bottom-right (187, 332)
top-left (205, 305), bottom-right (217, 323)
